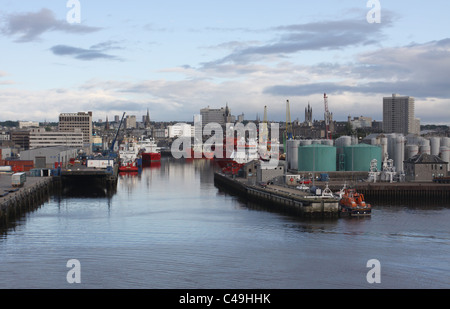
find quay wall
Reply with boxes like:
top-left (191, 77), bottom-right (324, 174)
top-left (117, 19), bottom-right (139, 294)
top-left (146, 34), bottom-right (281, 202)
top-left (214, 172), bottom-right (340, 217)
top-left (354, 182), bottom-right (450, 204)
top-left (0, 176), bottom-right (55, 228)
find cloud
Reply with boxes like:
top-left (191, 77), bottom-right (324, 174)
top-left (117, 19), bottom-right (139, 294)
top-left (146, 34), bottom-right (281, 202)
top-left (202, 14), bottom-right (393, 67)
top-left (263, 38), bottom-right (450, 99)
top-left (1, 8), bottom-right (101, 42)
top-left (50, 44), bottom-right (121, 61)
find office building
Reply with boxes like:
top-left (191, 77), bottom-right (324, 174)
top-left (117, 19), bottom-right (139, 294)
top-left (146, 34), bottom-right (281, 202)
top-left (29, 128), bottom-right (84, 149)
top-left (383, 94), bottom-right (420, 135)
top-left (58, 112), bottom-right (93, 150)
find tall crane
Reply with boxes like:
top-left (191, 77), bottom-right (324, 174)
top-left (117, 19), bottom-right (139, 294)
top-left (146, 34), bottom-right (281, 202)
top-left (286, 100), bottom-right (293, 140)
top-left (263, 105), bottom-right (268, 123)
top-left (324, 93), bottom-right (331, 140)
top-left (110, 112), bottom-right (126, 154)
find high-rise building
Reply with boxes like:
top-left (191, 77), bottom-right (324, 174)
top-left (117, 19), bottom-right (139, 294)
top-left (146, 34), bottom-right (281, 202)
top-left (58, 112), bottom-right (93, 150)
top-left (383, 94), bottom-right (419, 135)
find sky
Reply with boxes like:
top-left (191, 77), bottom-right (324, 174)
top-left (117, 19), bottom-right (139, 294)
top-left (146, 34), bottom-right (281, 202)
top-left (0, 0), bottom-right (449, 124)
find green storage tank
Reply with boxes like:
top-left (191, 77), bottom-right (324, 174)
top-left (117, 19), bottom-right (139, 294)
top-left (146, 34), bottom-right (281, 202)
top-left (343, 144), bottom-right (382, 171)
top-left (298, 144), bottom-right (336, 172)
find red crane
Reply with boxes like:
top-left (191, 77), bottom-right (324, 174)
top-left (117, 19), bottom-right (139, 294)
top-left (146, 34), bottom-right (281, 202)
top-left (324, 93), bottom-right (331, 140)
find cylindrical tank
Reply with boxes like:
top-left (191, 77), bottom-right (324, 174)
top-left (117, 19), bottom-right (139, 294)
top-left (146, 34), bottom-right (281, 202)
top-left (343, 144), bottom-right (382, 172)
top-left (430, 137), bottom-right (441, 156)
top-left (420, 139), bottom-right (430, 155)
top-left (386, 133), bottom-right (397, 162)
top-left (321, 139), bottom-right (334, 146)
top-left (335, 136), bottom-right (351, 171)
top-left (441, 137), bottom-right (450, 148)
top-left (440, 146), bottom-right (450, 171)
top-left (298, 144), bottom-right (337, 172)
top-left (287, 140), bottom-right (301, 170)
top-left (381, 137), bottom-right (388, 160)
top-left (406, 144), bottom-right (419, 159)
top-left (395, 136), bottom-right (405, 172)
top-left (300, 140), bottom-right (312, 146)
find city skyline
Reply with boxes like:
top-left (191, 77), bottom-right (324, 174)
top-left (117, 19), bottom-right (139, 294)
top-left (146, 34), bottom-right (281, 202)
top-left (1, 1), bottom-right (450, 124)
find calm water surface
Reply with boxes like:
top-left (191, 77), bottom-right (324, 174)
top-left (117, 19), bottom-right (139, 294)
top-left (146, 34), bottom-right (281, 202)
top-left (0, 158), bottom-right (449, 289)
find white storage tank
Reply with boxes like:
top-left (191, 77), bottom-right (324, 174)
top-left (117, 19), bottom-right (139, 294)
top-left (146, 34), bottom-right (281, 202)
top-left (406, 144), bottom-right (419, 159)
top-left (395, 135), bottom-right (406, 172)
top-left (430, 137), bottom-right (441, 156)
top-left (420, 139), bottom-right (431, 155)
top-left (287, 140), bottom-right (301, 170)
top-left (381, 137), bottom-right (388, 160)
top-left (441, 137), bottom-right (450, 148)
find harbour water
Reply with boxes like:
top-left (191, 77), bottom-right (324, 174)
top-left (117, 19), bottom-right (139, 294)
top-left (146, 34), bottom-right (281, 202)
top-left (0, 157), bottom-right (449, 289)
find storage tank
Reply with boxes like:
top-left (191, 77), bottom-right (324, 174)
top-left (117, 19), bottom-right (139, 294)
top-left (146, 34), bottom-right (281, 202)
top-left (395, 136), bottom-right (406, 172)
top-left (343, 144), bottom-right (382, 172)
top-left (300, 140), bottom-right (312, 146)
top-left (297, 144), bottom-right (337, 172)
top-left (380, 137), bottom-right (388, 160)
top-left (430, 137), bottom-right (441, 156)
top-left (419, 139), bottom-right (430, 155)
top-left (440, 146), bottom-right (450, 171)
top-left (441, 137), bottom-right (450, 148)
top-left (335, 136), bottom-right (352, 171)
top-left (287, 140), bottom-right (301, 170)
top-left (321, 139), bottom-right (334, 146)
top-left (406, 144), bottom-right (419, 159)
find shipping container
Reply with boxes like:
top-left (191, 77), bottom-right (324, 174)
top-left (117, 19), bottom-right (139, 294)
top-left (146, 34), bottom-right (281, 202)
top-left (12, 172), bottom-right (26, 187)
top-left (87, 159), bottom-right (114, 169)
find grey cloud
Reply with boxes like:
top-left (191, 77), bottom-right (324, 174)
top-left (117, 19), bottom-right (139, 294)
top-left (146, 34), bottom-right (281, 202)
top-left (202, 15), bottom-right (393, 67)
top-left (2, 8), bottom-right (101, 42)
top-left (50, 45), bottom-right (120, 61)
top-left (264, 38), bottom-right (450, 100)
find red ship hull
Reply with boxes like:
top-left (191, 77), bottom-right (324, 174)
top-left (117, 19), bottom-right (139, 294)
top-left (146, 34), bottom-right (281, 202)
top-left (142, 152), bottom-right (161, 162)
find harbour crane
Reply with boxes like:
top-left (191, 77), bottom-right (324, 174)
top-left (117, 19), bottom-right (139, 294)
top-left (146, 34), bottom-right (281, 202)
top-left (324, 93), bottom-right (331, 140)
top-left (286, 100), bottom-right (293, 140)
top-left (109, 112), bottom-right (126, 155)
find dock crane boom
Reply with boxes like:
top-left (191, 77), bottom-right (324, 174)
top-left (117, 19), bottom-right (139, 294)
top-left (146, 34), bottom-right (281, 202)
top-left (286, 100), bottom-right (293, 140)
top-left (324, 93), bottom-right (331, 140)
top-left (110, 112), bottom-right (126, 153)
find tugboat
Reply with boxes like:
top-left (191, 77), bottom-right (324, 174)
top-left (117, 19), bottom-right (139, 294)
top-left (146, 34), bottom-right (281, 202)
top-left (339, 188), bottom-right (372, 217)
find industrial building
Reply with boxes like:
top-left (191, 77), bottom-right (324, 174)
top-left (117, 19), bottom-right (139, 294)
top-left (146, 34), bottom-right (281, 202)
top-left (19, 146), bottom-right (79, 169)
top-left (404, 153), bottom-right (448, 182)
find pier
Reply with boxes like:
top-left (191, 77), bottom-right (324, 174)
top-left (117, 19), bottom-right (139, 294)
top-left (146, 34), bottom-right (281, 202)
top-left (55, 158), bottom-right (119, 192)
top-left (0, 174), bottom-right (54, 228)
top-left (214, 172), bottom-right (340, 217)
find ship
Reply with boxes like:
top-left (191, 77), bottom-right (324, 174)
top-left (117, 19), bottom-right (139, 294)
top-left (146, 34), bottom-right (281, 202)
top-left (339, 188), bottom-right (372, 217)
top-left (137, 138), bottom-right (161, 164)
top-left (118, 139), bottom-right (142, 172)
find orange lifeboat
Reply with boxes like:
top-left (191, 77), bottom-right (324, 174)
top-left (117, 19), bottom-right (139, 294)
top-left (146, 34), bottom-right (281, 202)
top-left (339, 188), bottom-right (372, 217)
